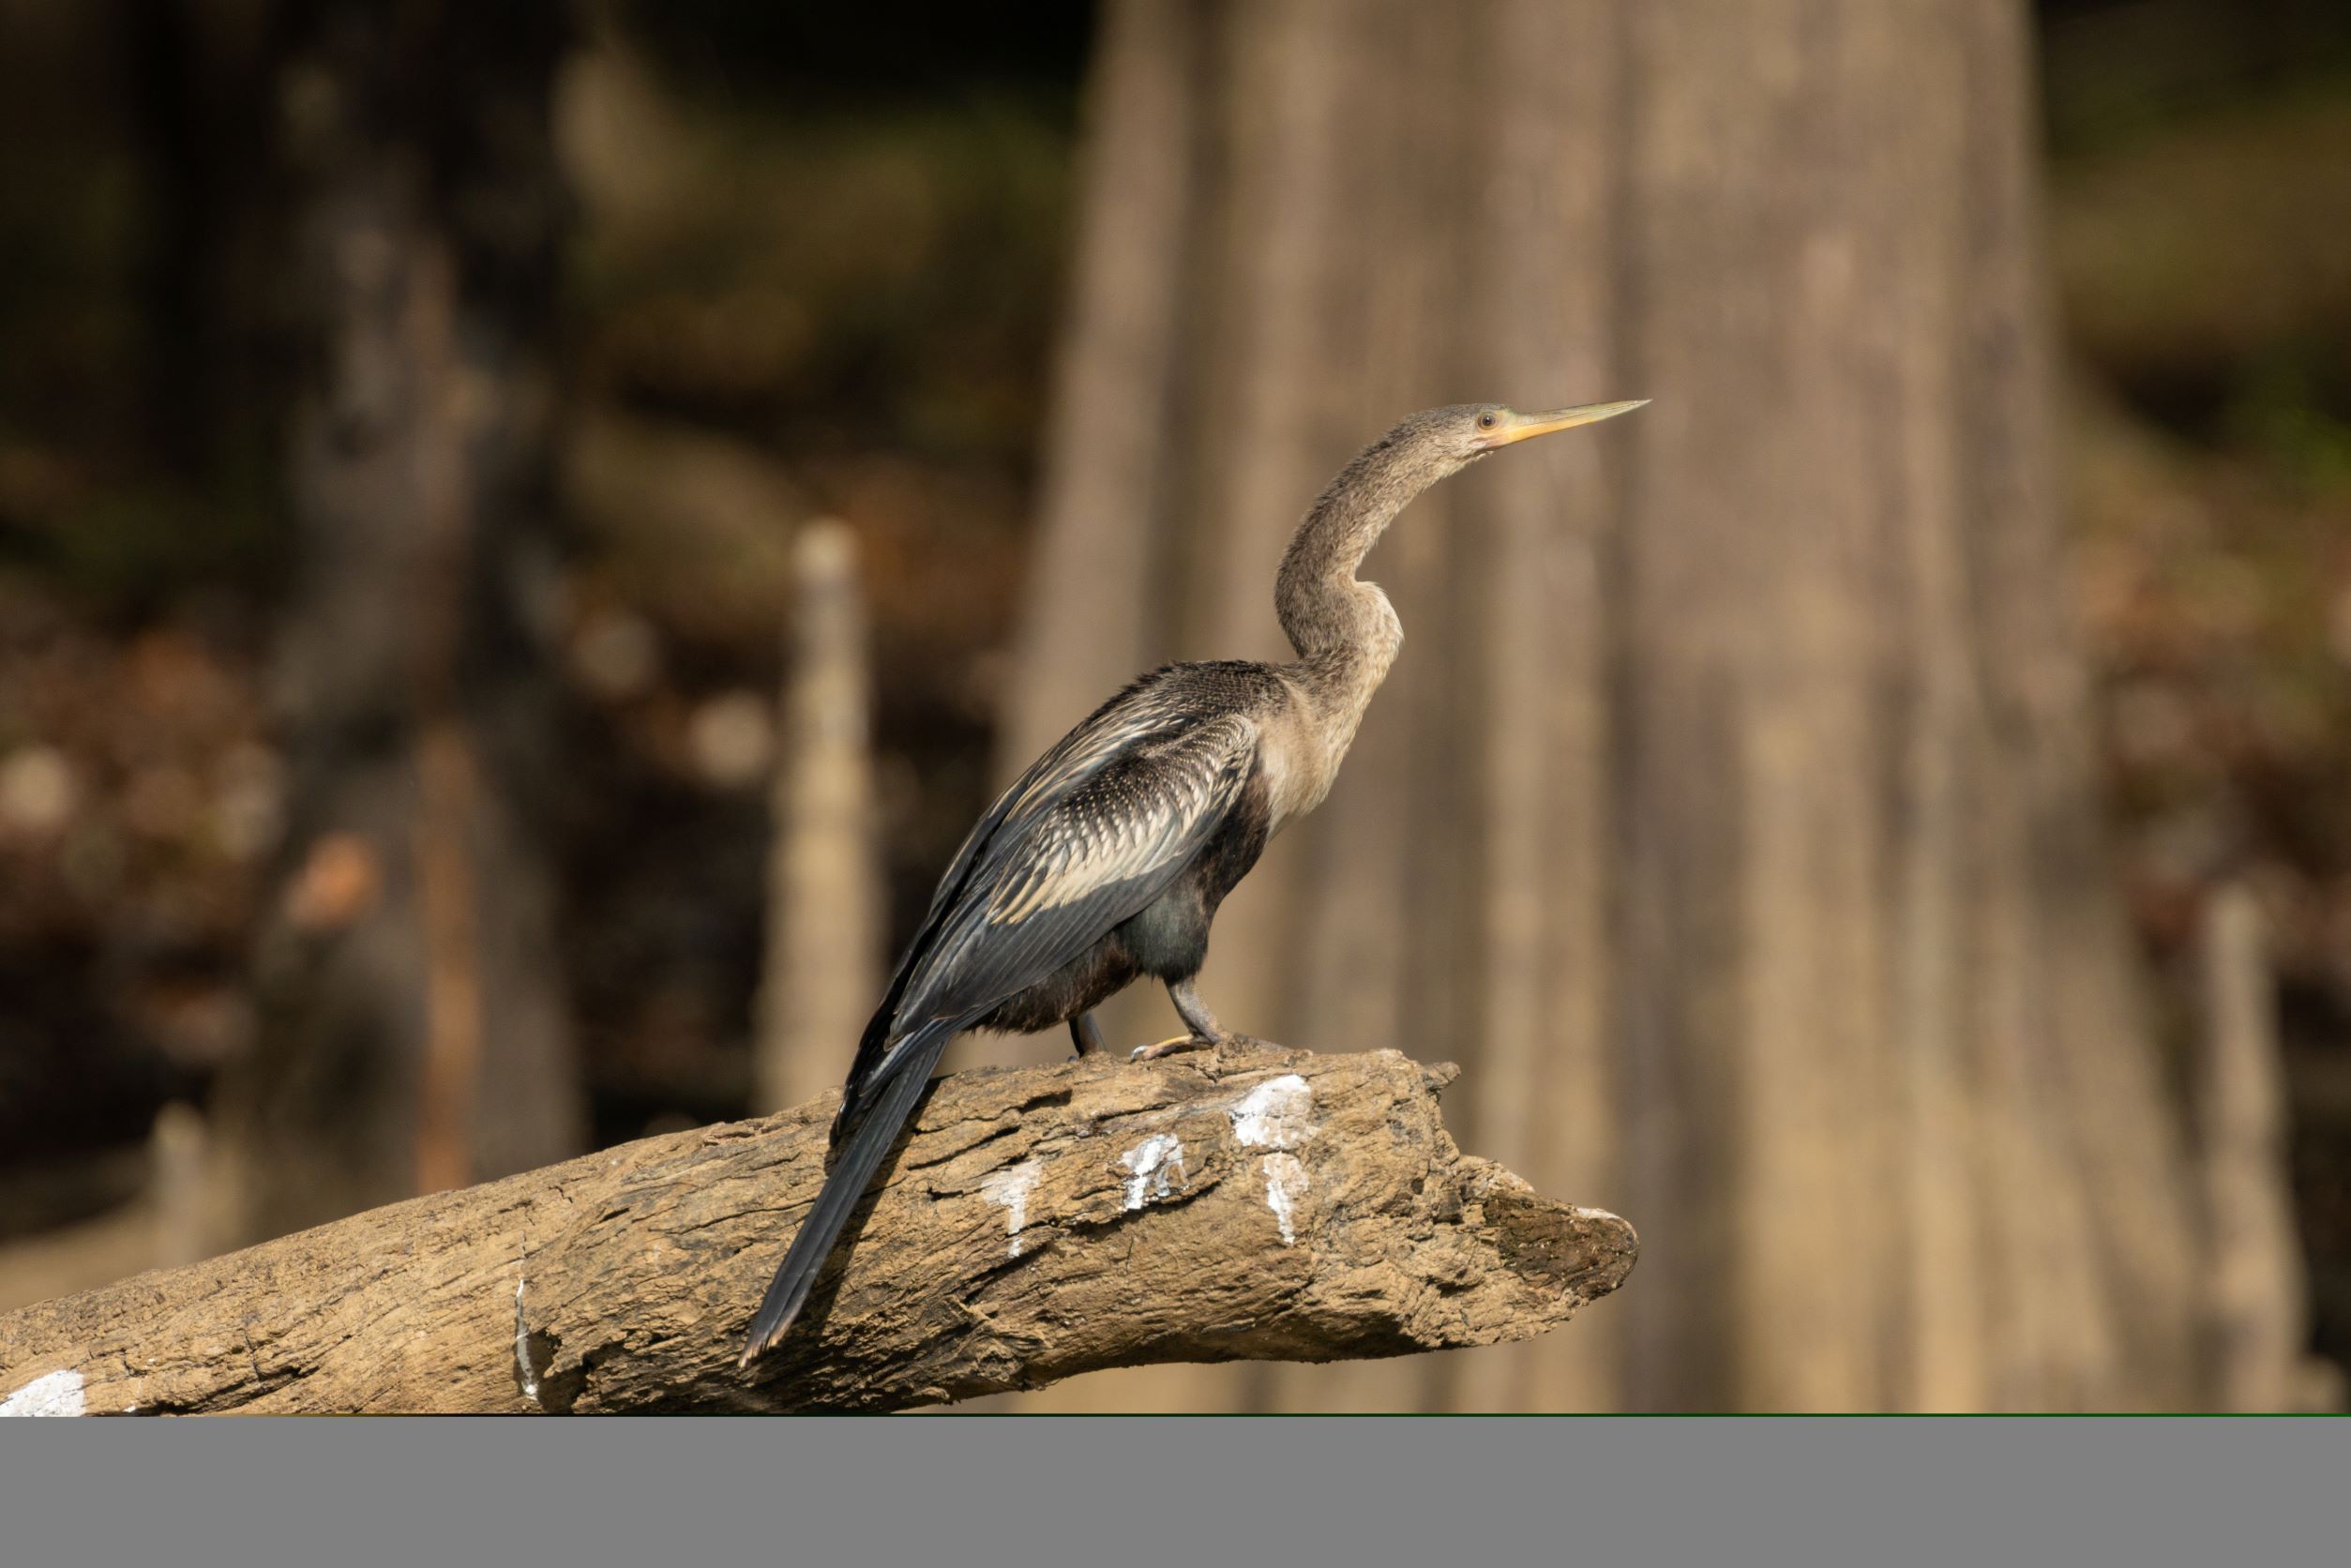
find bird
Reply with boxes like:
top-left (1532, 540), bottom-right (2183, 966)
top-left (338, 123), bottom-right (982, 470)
top-left (739, 398), bottom-right (1647, 1364)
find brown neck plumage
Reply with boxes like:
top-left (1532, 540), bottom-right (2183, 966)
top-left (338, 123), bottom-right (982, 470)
top-left (1273, 429), bottom-right (1454, 714)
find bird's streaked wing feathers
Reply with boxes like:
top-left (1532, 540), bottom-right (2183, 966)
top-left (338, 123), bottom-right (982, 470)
top-left (845, 695), bottom-right (1258, 1108)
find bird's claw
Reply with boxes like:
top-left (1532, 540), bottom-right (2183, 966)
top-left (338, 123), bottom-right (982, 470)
top-left (1129, 1033), bottom-right (1214, 1063)
top-left (1128, 1032), bottom-right (1289, 1062)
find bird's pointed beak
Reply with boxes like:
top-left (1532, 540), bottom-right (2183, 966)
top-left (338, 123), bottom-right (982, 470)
top-left (1481, 399), bottom-right (1650, 448)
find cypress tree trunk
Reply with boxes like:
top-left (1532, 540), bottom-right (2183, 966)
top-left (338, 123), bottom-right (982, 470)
top-left (998, 0), bottom-right (2196, 1410)
top-left (211, 0), bottom-right (585, 1244)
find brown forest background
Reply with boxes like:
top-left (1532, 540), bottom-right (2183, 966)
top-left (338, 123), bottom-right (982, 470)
top-left (2, 0), bottom-right (2348, 1411)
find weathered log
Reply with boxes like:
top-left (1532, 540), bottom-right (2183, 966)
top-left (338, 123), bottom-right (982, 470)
top-left (0, 1049), bottom-right (1635, 1414)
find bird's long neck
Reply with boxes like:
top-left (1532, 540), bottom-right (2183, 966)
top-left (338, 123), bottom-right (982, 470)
top-left (1274, 440), bottom-right (1420, 719)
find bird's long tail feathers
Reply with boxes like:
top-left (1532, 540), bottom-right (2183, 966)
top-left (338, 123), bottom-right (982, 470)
top-left (738, 1024), bottom-right (955, 1364)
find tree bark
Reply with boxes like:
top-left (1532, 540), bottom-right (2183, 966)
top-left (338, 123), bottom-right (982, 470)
top-left (1002, 0), bottom-right (2196, 1410)
top-left (0, 1051), bottom-right (1635, 1415)
top-left (208, 0), bottom-right (585, 1246)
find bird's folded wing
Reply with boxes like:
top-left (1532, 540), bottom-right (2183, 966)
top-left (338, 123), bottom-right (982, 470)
top-left (878, 676), bottom-right (1197, 975)
top-left (860, 709), bottom-right (1259, 1087)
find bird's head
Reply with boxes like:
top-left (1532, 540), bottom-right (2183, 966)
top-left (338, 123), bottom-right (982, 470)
top-left (1449, 399), bottom-right (1649, 465)
top-left (1297, 399), bottom-right (1650, 557)
top-left (1350, 400), bottom-right (1647, 496)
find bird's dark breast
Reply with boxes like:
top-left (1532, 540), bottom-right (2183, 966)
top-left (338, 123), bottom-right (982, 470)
top-left (974, 767), bottom-right (1274, 1035)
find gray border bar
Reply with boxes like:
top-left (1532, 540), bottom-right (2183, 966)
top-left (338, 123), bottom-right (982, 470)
top-left (5, 1415), bottom-right (2343, 1565)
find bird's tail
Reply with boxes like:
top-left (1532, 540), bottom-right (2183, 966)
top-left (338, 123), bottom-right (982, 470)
top-left (738, 1024), bottom-right (955, 1364)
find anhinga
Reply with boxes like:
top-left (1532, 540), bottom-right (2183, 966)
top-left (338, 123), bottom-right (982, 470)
top-left (741, 398), bottom-right (1646, 1364)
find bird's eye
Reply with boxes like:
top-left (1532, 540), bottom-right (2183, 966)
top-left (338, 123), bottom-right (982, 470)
top-left (1477, 412), bottom-right (1498, 430)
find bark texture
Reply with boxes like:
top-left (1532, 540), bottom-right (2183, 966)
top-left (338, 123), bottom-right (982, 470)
top-left (1000, 0), bottom-right (2196, 1410)
top-left (0, 1051), bottom-right (1635, 1414)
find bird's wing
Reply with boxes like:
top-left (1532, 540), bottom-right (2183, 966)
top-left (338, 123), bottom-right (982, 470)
top-left (850, 676), bottom-right (1168, 1033)
top-left (841, 691), bottom-right (1259, 1113)
top-left (830, 716), bottom-right (1150, 1138)
top-left (751, 683), bottom-right (1258, 1357)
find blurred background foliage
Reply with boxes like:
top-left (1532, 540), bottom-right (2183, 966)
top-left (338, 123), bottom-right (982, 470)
top-left (0, 0), bottom-right (2347, 1391)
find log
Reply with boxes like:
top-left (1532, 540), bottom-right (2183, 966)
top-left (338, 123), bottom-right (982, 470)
top-left (0, 1049), bottom-right (1635, 1414)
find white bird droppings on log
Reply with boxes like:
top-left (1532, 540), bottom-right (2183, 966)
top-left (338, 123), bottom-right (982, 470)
top-left (1229, 1073), bottom-right (1317, 1239)
top-left (1, 1368), bottom-right (84, 1417)
top-left (1119, 1134), bottom-right (1186, 1211)
top-left (1228, 1074), bottom-right (1315, 1150)
top-left (980, 1159), bottom-right (1046, 1255)
top-left (1262, 1153), bottom-right (1309, 1244)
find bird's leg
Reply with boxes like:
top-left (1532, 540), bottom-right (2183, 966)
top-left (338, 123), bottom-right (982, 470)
top-left (1168, 978), bottom-right (1232, 1045)
top-left (1129, 979), bottom-right (1273, 1062)
top-left (1069, 1011), bottom-right (1108, 1059)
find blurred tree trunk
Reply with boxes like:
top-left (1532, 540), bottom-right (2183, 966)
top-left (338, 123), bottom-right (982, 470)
top-left (2195, 885), bottom-right (2320, 1410)
top-left (998, 0), bottom-right (2197, 1411)
top-left (753, 521), bottom-right (883, 1115)
top-left (210, 0), bottom-right (585, 1245)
